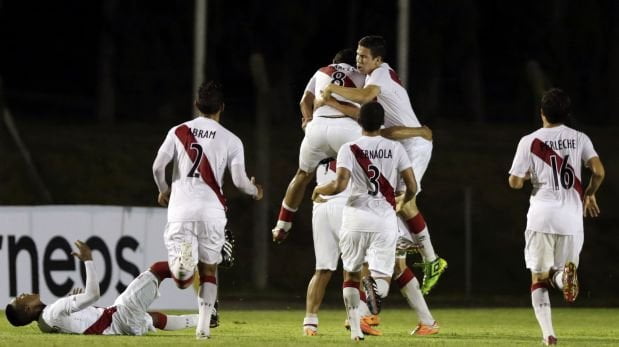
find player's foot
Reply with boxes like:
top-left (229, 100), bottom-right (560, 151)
top-left (419, 257), bottom-right (448, 295)
top-left (303, 325), bottom-right (318, 336)
top-left (351, 334), bottom-right (364, 341)
top-left (196, 331), bottom-right (210, 340)
top-left (344, 319), bottom-right (382, 336)
top-left (362, 277), bottom-right (382, 315)
top-left (210, 301), bottom-right (219, 328)
top-left (411, 321), bottom-right (440, 336)
top-left (562, 261), bottom-right (578, 303)
top-left (543, 335), bottom-right (558, 345)
top-left (362, 314), bottom-right (380, 326)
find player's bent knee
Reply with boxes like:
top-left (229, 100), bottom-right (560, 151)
top-left (173, 275), bottom-right (195, 289)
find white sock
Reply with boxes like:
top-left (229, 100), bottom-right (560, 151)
top-left (531, 285), bottom-right (555, 339)
top-left (164, 314), bottom-right (199, 330)
top-left (399, 276), bottom-right (434, 325)
top-left (412, 227), bottom-right (437, 262)
top-left (303, 315), bottom-right (318, 331)
top-left (343, 287), bottom-right (362, 339)
top-left (197, 280), bottom-right (217, 337)
top-left (375, 278), bottom-right (390, 298)
top-left (358, 300), bottom-right (372, 317)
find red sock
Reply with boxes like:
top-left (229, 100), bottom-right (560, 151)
top-left (201, 275), bottom-right (217, 285)
top-left (150, 261), bottom-right (171, 279)
top-left (149, 312), bottom-right (167, 329)
top-left (406, 214), bottom-right (426, 234)
top-left (396, 267), bottom-right (415, 289)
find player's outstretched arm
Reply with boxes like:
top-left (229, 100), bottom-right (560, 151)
top-left (320, 94), bottom-right (360, 119)
top-left (230, 164), bottom-right (262, 200)
top-left (584, 156), bottom-right (605, 217)
top-left (381, 125), bottom-right (433, 141)
top-left (312, 168), bottom-right (351, 202)
top-left (70, 241), bottom-right (101, 311)
top-left (323, 84), bottom-right (380, 105)
top-left (300, 91), bottom-right (315, 129)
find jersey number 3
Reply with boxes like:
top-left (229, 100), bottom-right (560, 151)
top-left (188, 143), bottom-right (203, 177)
top-left (368, 165), bottom-right (380, 196)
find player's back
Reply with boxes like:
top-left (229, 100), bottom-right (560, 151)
top-left (309, 63), bottom-right (365, 117)
top-left (514, 125), bottom-right (598, 234)
top-left (338, 135), bottom-right (409, 220)
top-left (365, 63), bottom-right (420, 128)
top-left (167, 117), bottom-right (241, 221)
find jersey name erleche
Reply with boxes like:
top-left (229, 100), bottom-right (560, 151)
top-left (509, 125), bottom-right (598, 235)
top-left (304, 63), bottom-right (365, 117)
top-left (157, 117), bottom-right (247, 221)
top-left (365, 62), bottom-right (420, 128)
top-left (337, 135), bottom-right (411, 232)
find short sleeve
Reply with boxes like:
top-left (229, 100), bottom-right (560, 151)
top-left (336, 143), bottom-right (354, 172)
top-left (580, 133), bottom-right (598, 163)
top-left (395, 143), bottom-right (412, 172)
top-left (509, 137), bottom-right (531, 177)
top-left (365, 66), bottom-right (388, 89)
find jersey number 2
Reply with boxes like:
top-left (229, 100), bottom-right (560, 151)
top-left (188, 143), bottom-right (203, 177)
top-left (550, 154), bottom-right (575, 190)
top-left (368, 165), bottom-right (380, 196)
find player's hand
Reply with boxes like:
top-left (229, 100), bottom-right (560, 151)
top-left (301, 117), bottom-right (312, 130)
top-left (584, 195), bottom-right (600, 217)
top-left (69, 288), bottom-right (84, 296)
top-left (320, 86), bottom-right (333, 99)
top-left (420, 125), bottom-right (433, 141)
top-left (311, 188), bottom-right (326, 203)
top-left (71, 240), bottom-right (93, 262)
top-left (158, 190), bottom-right (170, 207)
top-left (395, 193), bottom-right (405, 212)
top-left (251, 177), bottom-right (263, 200)
top-left (272, 228), bottom-right (289, 244)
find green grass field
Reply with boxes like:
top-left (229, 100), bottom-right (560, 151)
top-left (1, 308), bottom-right (618, 346)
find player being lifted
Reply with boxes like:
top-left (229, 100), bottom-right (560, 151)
top-left (6, 240), bottom-right (198, 335)
top-left (508, 88), bottom-right (604, 346)
top-left (271, 48), bottom-right (365, 243)
top-left (312, 102), bottom-right (417, 340)
top-left (321, 35), bottom-right (447, 295)
top-left (152, 81), bottom-right (263, 339)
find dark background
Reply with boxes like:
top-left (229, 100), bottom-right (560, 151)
top-left (1, 0), bottom-right (617, 305)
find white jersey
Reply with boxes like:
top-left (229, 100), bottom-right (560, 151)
top-left (337, 135), bottom-right (411, 231)
top-left (315, 158), bottom-right (351, 201)
top-left (304, 63), bottom-right (365, 117)
top-left (156, 117), bottom-right (249, 221)
top-left (39, 298), bottom-right (110, 334)
top-left (509, 125), bottom-right (598, 235)
top-left (365, 62), bottom-right (420, 128)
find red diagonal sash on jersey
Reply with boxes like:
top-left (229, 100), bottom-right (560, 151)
top-left (84, 306), bottom-right (117, 334)
top-left (530, 138), bottom-right (584, 200)
top-left (350, 144), bottom-right (396, 209)
top-left (388, 68), bottom-right (402, 86)
top-left (319, 66), bottom-right (356, 87)
top-left (175, 125), bottom-right (228, 210)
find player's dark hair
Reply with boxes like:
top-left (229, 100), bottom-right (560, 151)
top-left (357, 102), bottom-right (384, 132)
top-left (359, 35), bottom-right (387, 60)
top-left (5, 302), bottom-right (30, 326)
top-left (541, 88), bottom-right (571, 124)
top-left (196, 81), bottom-right (224, 116)
top-left (333, 48), bottom-right (356, 66)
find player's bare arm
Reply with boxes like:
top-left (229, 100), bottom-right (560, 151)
top-left (381, 125), bottom-right (433, 141)
top-left (321, 94), bottom-right (360, 119)
top-left (300, 91), bottom-right (315, 129)
top-left (399, 167), bottom-right (417, 207)
top-left (584, 156), bottom-right (605, 217)
top-left (311, 167), bottom-right (351, 202)
top-left (322, 83), bottom-right (380, 105)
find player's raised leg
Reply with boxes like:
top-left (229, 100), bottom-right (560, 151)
top-left (273, 168), bottom-right (315, 242)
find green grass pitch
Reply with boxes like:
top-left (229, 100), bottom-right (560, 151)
top-left (1, 308), bottom-right (618, 346)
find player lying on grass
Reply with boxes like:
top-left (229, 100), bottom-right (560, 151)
top-left (5, 240), bottom-right (197, 335)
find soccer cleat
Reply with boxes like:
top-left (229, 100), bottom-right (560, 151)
top-left (271, 228), bottom-right (290, 244)
top-left (362, 315), bottom-right (380, 327)
top-left (362, 277), bottom-right (382, 315)
top-left (196, 331), bottom-right (210, 340)
top-left (210, 300), bottom-right (219, 328)
top-left (543, 335), bottom-right (558, 345)
top-left (303, 326), bottom-right (318, 336)
top-left (418, 257), bottom-right (448, 295)
top-left (220, 228), bottom-right (235, 268)
top-left (411, 321), bottom-right (440, 336)
top-left (344, 319), bottom-right (382, 336)
top-left (562, 261), bottom-right (579, 303)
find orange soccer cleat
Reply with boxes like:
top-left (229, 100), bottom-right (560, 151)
top-left (411, 321), bottom-right (440, 336)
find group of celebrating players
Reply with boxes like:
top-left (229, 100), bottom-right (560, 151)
top-left (6, 34), bottom-right (604, 346)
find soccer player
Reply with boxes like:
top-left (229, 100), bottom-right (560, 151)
top-left (302, 158), bottom-right (381, 337)
top-left (508, 88), bottom-right (605, 346)
top-left (152, 81), bottom-right (263, 339)
top-left (322, 35), bottom-right (447, 294)
top-left (5, 240), bottom-right (197, 335)
top-left (312, 102), bottom-right (417, 340)
top-left (271, 48), bottom-right (365, 243)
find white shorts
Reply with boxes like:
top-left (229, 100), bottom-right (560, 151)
top-left (397, 137), bottom-right (433, 193)
top-left (110, 271), bottom-right (158, 336)
top-left (524, 230), bottom-right (584, 273)
top-left (312, 198), bottom-right (346, 271)
top-left (340, 208), bottom-right (397, 276)
top-left (299, 117), bottom-right (361, 172)
top-left (164, 219), bottom-right (227, 266)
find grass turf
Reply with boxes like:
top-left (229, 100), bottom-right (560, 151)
top-left (1, 308), bottom-right (618, 346)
